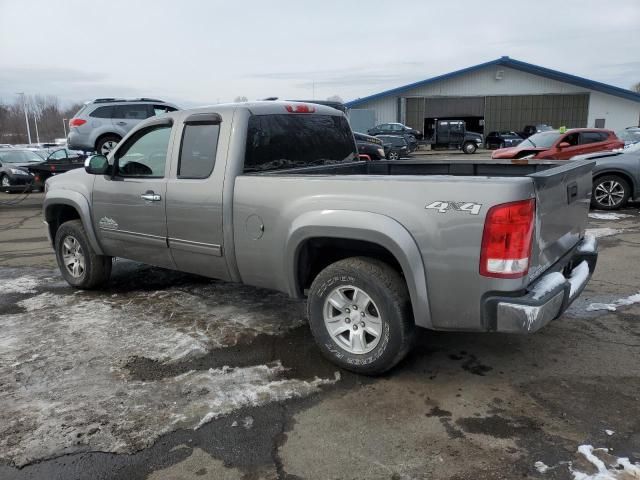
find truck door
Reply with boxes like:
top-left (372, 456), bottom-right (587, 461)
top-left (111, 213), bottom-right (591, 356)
top-left (165, 112), bottom-right (230, 280)
top-left (92, 119), bottom-right (175, 268)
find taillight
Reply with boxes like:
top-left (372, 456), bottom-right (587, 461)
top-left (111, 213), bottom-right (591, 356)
top-left (480, 198), bottom-right (535, 278)
top-left (69, 118), bottom-right (86, 127)
top-left (285, 104), bottom-right (315, 113)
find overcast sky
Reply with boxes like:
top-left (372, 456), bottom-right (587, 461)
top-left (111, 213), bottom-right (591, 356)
top-left (1, 0), bottom-right (638, 108)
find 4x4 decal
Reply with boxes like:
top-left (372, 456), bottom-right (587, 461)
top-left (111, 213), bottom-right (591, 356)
top-left (425, 201), bottom-right (482, 215)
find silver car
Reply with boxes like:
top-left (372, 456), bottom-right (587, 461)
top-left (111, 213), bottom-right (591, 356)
top-left (67, 98), bottom-right (178, 155)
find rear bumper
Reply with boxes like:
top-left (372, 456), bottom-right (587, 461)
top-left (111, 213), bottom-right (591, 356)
top-left (67, 131), bottom-right (93, 151)
top-left (483, 235), bottom-right (598, 333)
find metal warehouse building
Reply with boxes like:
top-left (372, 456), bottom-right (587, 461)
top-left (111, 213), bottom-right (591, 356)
top-left (345, 56), bottom-right (640, 136)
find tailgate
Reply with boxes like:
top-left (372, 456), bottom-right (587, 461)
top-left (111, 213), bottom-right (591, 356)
top-left (528, 159), bottom-right (595, 281)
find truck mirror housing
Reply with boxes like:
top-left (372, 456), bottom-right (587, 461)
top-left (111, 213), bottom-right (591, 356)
top-left (85, 155), bottom-right (110, 175)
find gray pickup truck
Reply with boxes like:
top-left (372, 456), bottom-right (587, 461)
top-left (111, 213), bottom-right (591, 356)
top-left (43, 101), bottom-right (598, 374)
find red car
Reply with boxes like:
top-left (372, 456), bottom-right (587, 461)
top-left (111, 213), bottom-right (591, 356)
top-left (491, 128), bottom-right (623, 160)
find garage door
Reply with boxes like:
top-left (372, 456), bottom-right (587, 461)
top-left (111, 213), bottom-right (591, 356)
top-left (484, 94), bottom-right (589, 134)
top-left (424, 97), bottom-right (485, 118)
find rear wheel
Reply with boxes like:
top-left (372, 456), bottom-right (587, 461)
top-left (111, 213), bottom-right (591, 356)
top-left (463, 142), bottom-right (477, 154)
top-left (591, 175), bottom-right (630, 210)
top-left (96, 134), bottom-right (121, 155)
top-left (55, 220), bottom-right (112, 289)
top-left (307, 257), bottom-right (415, 375)
top-left (387, 150), bottom-right (400, 160)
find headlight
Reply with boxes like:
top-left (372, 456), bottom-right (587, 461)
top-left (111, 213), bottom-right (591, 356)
top-left (377, 148), bottom-right (385, 157)
top-left (9, 168), bottom-right (29, 175)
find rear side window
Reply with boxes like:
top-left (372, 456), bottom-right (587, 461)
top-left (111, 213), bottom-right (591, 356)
top-left (90, 106), bottom-right (113, 118)
top-left (178, 123), bottom-right (220, 178)
top-left (244, 114), bottom-right (356, 172)
top-left (581, 132), bottom-right (608, 144)
top-left (154, 105), bottom-right (178, 116)
top-left (113, 104), bottom-right (152, 120)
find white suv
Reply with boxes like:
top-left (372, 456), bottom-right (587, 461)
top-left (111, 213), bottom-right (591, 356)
top-left (67, 98), bottom-right (179, 154)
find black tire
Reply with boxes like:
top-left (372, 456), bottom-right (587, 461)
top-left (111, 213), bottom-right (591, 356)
top-left (387, 150), bottom-right (400, 160)
top-left (55, 220), bottom-right (112, 289)
top-left (462, 142), bottom-right (477, 154)
top-left (95, 134), bottom-right (121, 156)
top-left (0, 174), bottom-right (13, 193)
top-left (591, 175), bottom-right (630, 210)
top-left (307, 257), bottom-right (415, 375)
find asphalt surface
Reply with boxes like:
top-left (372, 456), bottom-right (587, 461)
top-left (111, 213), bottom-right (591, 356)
top-left (1, 191), bottom-right (639, 480)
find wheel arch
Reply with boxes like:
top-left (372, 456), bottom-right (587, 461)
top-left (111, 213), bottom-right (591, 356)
top-left (44, 193), bottom-right (104, 255)
top-left (286, 210), bottom-right (432, 328)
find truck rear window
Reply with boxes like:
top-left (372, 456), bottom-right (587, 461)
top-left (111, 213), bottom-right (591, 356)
top-left (244, 114), bottom-right (357, 172)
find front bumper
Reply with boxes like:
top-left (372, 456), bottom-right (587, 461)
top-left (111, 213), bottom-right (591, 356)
top-left (2, 173), bottom-right (35, 191)
top-left (483, 235), bottom-right (598, 333)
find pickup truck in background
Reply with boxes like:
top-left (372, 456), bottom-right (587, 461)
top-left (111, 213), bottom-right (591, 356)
top-left (43, 101), bottom-right (598, 375)
top-left (423, 119), bottom-right (483, 154)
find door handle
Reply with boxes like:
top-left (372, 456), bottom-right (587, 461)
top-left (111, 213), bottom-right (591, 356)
top-left (141, 191), bottom-right (161, 202)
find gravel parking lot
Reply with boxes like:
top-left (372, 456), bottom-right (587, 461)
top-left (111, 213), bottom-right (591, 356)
top-left (1, 192), bottom-right (639, 480)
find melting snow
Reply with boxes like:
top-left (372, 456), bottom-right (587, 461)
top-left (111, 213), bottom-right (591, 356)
top-left (587, 292), bottom-right (640, 312)
top-left (605, 430), bottom-right (615, 436)
top-left (578, 235), bottom-right (597, 254)
top-left (2, 275), bottom-right (39, 294)
top-left (535, 461), bottom-right (551, 473)
top-left (585, 228), bottom-right (622, 239)
top-left (588, 213), bottom-right (632, 220)
top-left (568, 261), bottom-right (590, 298)
top-left (0, 270), bottom-right (337, 467)
top-left (532, 272), bottom-right (566, 300)
top-left (570, 445), bottom-right (640, 479)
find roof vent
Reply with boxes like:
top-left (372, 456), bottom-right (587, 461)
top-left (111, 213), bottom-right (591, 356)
top-left (495, 70), bottom-right (504, 80)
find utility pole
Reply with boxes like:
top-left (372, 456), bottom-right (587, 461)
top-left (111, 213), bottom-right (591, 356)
top-left (62, 118), bottom-right (67, 138)
top-left (17, 92), bottom-right (32, 144)
top-left (33, 112), bottom-right (40, 144)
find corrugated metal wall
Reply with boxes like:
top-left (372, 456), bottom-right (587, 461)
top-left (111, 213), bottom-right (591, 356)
top-left (484, 94), bottom-right (589, 133)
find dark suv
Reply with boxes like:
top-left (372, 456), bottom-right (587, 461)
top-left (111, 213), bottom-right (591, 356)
top-left (486, 131), bottom-right (523, 149)
top-left (67, 98), bottom-right (179, 154)
top-left (354, 132), bottom-right (386, 160)
top-left (377, 135), bottom-right (410, 160)
top-left (368, 122), bottom-right (421, 140)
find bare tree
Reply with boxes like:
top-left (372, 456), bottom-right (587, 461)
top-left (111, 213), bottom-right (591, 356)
top-left (633, 82), bottom-right (640, 93)
top-left (234, 96), bottom-right (248, 103)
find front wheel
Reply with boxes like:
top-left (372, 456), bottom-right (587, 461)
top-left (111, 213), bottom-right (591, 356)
top-left (591, 175), bottom-right (630, 210)
top-left (1, 174), bottom-right (12, 193)
top-left (462, 142), bottom-right (477, 154)
top-left (387, 150), bottom-right (400, 160)
top-left (307, 257), bottom-right (415, 375)
top-left (55, 220), bottom-right (112, 289)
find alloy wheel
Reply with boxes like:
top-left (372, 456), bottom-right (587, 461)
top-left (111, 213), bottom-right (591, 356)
top-left (594, 180), bottom-right (625, 207)
top-left (323, 285), bottom-right (382, 355)
top-left (61, 235), bottom-right (86, 278)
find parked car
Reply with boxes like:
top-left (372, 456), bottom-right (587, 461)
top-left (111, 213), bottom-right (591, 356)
top-left (354, 132), bottom-right (386, 160)
top-left (377, 135), bottom-right (410, 160)
top-left (0, 148), bottom-right (41, 192)
top-left (43, 101), bottom-right (598, 374)
top-left (572, 143), bottom-right (640, 210)
top-left (520, 124), bottom-right (553, 138)
top-left (27, 148), bottom-right (87, 189)
top-left (492, 128), bottom-right (624, 160)
top-left (368, 122), bottom-right (422, 140)
top-left (423, 119), bottom-right (483, 153)
top-left (616, 129), bottom-right (640, 147)
top-left (485, 131), bottom-right (523, 149)
top-left (67, 98), bottom-right (179, 155)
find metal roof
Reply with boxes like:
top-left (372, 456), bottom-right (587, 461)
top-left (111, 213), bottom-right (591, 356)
top-left (344, 56), bottom-right (640, 107)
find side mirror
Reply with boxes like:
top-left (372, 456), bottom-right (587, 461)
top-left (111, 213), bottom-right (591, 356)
top-left (85, 154), bottom-right (110, 175)
top-left (558, 142), bottom-right (571, 149)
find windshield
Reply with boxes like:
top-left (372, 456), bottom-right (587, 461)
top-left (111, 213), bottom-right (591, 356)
top-left (244, 114), bottom-right (357, 172)
top-left (0, 150), bottom-right (44, 163)
top-left (519, 131), bottom-right (562, 148)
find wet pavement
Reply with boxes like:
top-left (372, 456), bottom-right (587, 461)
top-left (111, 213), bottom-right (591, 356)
top-left (1, 192), bottom-right (639, 479)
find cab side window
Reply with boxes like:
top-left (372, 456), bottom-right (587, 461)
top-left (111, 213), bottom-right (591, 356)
top-left (115, 125), bottom-right (172, 177)
top-left (178, 123), bottom-right (220, 179)
top-left (562, 133), bottom-right (580, 146)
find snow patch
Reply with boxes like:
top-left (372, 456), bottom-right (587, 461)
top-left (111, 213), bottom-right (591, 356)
top-left (570, 445), bottom-right (640, 479)
top-left (578, 235), bottom-right (597, 254)
top-left (588, 213), bottom-right (632, 220)
top-left (535, 461), bottom-right (550, 473)
top-left (587, 292), bottom-right (640, 312)
top-left (605, 430), bottom-right (615, 436)
top-left (585, 228), bottom-right (622, 239)
top-left (2, 275), bottom-right (39, 294)
top-left (568, 261), bottom-right (590, 298)
top-left (532, 272), bottom-right (566, 300)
